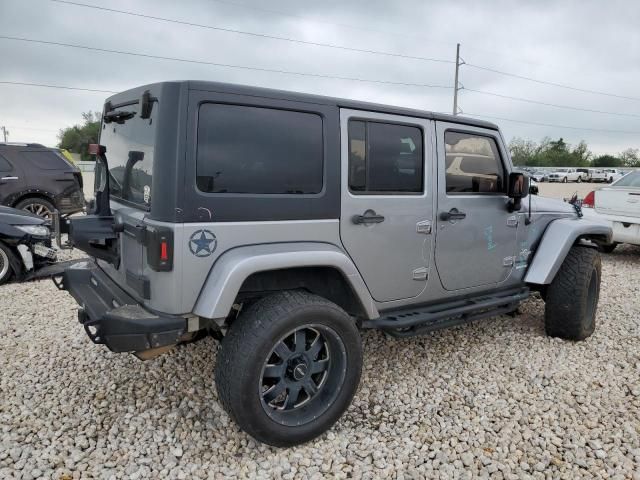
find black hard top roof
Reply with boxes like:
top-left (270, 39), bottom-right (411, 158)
top-left (106, 80), bottom-right (500, 131)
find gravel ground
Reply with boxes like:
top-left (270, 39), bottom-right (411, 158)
top-left (1, 245), bottom-right (639, 479)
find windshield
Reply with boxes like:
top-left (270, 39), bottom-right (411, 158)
top-left (98, 101), bottom-right (157, 208)
top-left (613, 171), bottom-right (640, 187)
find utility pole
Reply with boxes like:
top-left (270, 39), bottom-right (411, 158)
top-left (1, 126), bottom-right (8, 143)
top-left (453, 43), bottom-right (462, 116)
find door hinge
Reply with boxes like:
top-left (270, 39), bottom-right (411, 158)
top-left (507, 216), bottom-right (519, 227)
top-left (412, 267), bottom-right (428, 280)
top-left (416, 220), bottom-right (432, 234)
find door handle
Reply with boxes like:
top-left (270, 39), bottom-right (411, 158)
top-left (352, 209), bottom-right (385, 225)
top-left (1, 176), bottom-right (18, 180)
top-left (440, 208), bottom-right (466, 221)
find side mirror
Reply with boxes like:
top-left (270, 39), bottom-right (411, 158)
top-left (507, 172), bottom-right (529, 212)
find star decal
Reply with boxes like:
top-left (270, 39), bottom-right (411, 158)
top-left (188, 230), bottom-right (217, 257)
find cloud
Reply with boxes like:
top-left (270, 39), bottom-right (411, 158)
top-left (0, 0), bottom-right (638, 155)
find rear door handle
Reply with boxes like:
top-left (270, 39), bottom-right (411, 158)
top-left (352, 209), bottom-right (385, 225)
top-left (440, 208), bottom-right (466, 221)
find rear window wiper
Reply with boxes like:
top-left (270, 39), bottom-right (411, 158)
top-left (104, 110), bottom-right (136, 124)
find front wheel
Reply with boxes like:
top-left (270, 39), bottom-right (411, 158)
top-left (577, 176), bottom-right (582, 183)
top-left (215, 291), bottom-right (362, 447)
top-left (0, 242), bottom-right (16, 285)
top-left (562, 177), bottom-right (568, 183)
top-left (544, 246), bottom-right (601, 340)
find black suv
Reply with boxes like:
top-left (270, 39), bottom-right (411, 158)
top-left (0, 143), bottom-right (85, 219)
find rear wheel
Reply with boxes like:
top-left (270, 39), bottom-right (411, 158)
top-left (15, 197), bottom-right (56, 221)
top-left (0, 242), bottom-right (16, 285)
top-left (544, 246), bottom-right (601, 340)
top-left (215, 291), bottom-right (362, 447)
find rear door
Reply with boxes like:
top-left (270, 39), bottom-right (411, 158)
top-left (0, 153), bottom-right (22, 205)
top-left (434, 123), bottom-right (518, 291)
top-left (339, 109), bottom-right (434, 303)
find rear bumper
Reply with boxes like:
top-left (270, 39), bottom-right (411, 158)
top-left (55, 261), bottom-right (186, 353)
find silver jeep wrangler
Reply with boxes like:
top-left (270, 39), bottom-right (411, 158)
top-left (56, 81), bottom-right (611, 447)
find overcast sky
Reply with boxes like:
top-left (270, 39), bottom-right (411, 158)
top-left (1, 0), bottom-right (639, 155)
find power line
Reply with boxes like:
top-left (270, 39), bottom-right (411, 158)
top-left (205, 0), bottom-right (533, 66)
top-left (464, 88), bottom-right (640, 119)
top-left (0, 80), bottom-right (116, 93)
top-left (463, 112), bottom-right (640, 135)
top-left (49, 0), bottom-right (454, 65)
top-left (0, 35), bottom-right (453, 90)
top-left (465, 63), bottom-right (640, 102)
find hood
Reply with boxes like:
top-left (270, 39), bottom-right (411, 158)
top-left (524, 195), bottom-right (576, 215)
top-left (0, 206), bottom-right (47, 226)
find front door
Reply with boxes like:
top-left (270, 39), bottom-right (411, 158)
top-left (339, 109), bottom-right (434, 303)
top-left (434, 123), bottom-right (518, 291)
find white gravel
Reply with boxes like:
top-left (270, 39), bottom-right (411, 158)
top-left (1, 245), bottom-right (640, 479)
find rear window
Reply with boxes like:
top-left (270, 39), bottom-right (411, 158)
top-left (21, 150), bottom-right (70, 170)
top-left (196, 104), bottom-right (323, 194)
top-left (100, 102), bottom-right (156, 208)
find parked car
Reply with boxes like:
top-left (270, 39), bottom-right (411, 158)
top-left (0, 205), bottom-right (57, 285)
top-left (603, 168), bottom-right (625, 183)
top-left (56, 81), bottom-right (610, 447)
top-left (576, 168), bottom-right (592, 182)
top-left (589, 169), bottom-right (610, 183)
top-left (0, 143), bottom-right (85, 220)
top-left (547, 168), bottom-right (583, 183)
top-left (530, 171), bottom-right (548, 182)
top-left (582, 170), bottom-right (640, 252)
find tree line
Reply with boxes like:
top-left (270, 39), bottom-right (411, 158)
top-left (509, 137), bottom-right (640, 168)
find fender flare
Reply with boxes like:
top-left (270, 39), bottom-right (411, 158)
top-left (524, 217), bottom-right (612, 285)
top-left (192, 242), bottom-right (379, 320)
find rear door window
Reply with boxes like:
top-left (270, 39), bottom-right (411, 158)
top-left (348, 120), bottom-right (424, 194)
top-left (0, 155), bottom-right (12, 172)
top-left (20, 150), bottom-right (70, 170)
top-left (444, 131), bottom-right (505, 194)
top-left (196, 104), bottom-right (323, 194)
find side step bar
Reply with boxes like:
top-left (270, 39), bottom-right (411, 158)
top-left (362, 287), bottom-right (530, 337)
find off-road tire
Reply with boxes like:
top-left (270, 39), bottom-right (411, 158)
top-left (0, 241), bottom-right (16, 285)
top-left (544, 246), bottom-right (601, 340)
top-left (15, 197), bottom-right (56, 220)
top-left (215, 291), bottom-right (362, 447)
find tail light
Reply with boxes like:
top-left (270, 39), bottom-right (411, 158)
top-left (582, 190), bottom-right (595, 208)
top-left (146, 227), bottom-right (173, 271)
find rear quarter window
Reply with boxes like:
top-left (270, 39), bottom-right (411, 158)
top-left (196, 104), bottom-right (323, 194)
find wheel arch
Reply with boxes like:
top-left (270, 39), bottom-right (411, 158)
top-left (11, 190), bottom-right (57, 209)
top-left (192, 242), bottom-right (378, 322)
top-left (525, 218), bottom-right (611, 285)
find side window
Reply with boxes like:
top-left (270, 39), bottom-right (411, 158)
top-left (348, 120), bottom-right (423, 194)
top-left (21, 151), bottom-right (70, 170)
top-left (444, 131), bottom-right (505, 194)
top-left (0, 155), bottom-right (12, 172)
top-left (196, 104), bottom-right (323, 194)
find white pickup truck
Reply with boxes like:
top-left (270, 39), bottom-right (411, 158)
top-left (547, 168), bottom-right (583, 183)
top-left (582, 171), bottom-right (640, 252)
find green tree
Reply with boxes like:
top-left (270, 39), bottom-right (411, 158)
top-left (58, 111), bottom-right (101, 161)
top-left (508, 137), bottom-right (538, 166)
top-left (620, 148), bottom-right (640, 167)
top-left (592, 154), bottom-right (622, 167)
